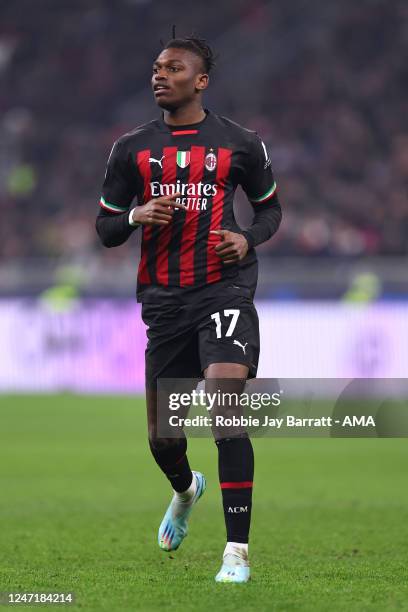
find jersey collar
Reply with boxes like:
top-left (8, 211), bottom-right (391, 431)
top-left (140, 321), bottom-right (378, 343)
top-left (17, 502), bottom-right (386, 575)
top-left (157, 108), bottom-right (211, 135)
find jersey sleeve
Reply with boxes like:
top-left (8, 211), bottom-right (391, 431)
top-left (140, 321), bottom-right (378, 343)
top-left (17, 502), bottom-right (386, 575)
top-left (241, 134), bottom-right (278, 205)
top-left (99, 139), bottom-right (139, 213)
top-left (240, 134), bottom-right (282, 249)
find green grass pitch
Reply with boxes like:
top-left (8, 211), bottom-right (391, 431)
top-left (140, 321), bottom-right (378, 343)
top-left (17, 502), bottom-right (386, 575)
top-left (1, 395), bottom-right (407, 611)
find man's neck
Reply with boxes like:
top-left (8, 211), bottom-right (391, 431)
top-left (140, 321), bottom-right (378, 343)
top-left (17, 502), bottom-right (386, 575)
top-left (163, 104), bottom-right (206, 126)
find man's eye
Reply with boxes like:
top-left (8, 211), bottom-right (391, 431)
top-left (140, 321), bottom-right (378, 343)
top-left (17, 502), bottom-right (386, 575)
top-left (152, 67), bottom-right (158, 73)
top-left (169, 67), bottom-right (179, 72)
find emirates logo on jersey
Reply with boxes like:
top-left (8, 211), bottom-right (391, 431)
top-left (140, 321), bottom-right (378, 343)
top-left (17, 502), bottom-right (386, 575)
top-left (176, 151), bottom-right (190, 168)
top-left (205, 150), bottom-right (217, 172)
top-left (150, 180), bottom-right (218, 211)
top-left (150, 181), bottom-right (218, 198)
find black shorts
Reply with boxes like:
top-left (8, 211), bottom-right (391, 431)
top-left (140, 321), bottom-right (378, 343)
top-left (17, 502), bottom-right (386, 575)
top-left (142, 288), bottom-right (260, 390)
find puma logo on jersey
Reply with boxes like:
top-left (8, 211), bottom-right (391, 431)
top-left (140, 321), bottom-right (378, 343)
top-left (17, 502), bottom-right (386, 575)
top-left (149, 155), bottom-right (165, 168)
top-left (233, 340), bottom-right (248, 354)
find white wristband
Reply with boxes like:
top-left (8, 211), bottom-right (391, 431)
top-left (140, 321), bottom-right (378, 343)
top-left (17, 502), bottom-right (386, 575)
top-left (128, 208), bottom-right (139, 227)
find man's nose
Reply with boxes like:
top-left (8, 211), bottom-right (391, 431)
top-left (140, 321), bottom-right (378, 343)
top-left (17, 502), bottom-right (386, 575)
top-left (156, 68), bottom-right (168, 79)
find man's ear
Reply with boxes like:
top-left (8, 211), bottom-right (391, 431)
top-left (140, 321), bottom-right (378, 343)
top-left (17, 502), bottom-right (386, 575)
top-left (195, 73), bottom-right (209, 91)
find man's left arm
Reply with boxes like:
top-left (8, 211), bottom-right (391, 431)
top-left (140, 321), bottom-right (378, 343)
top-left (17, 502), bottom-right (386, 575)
top-left (240, 134), bottom-right (282, 249)
top-left (211, 135), bottom-right (282, 264)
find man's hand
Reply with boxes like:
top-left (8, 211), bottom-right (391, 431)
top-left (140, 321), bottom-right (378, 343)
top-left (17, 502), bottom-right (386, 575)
top-left (210, 229), bottom-right (249, 264)
top-left (132, 193), bottom-right (186, 226)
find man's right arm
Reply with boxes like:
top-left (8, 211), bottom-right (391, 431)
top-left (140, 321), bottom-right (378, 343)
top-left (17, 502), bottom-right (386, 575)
top-left (96, 206), bottom-right (139, 248)
top-left (95, 140), bottom-right (187, 247)
top-left (95, 138), bottom-right (140, 248)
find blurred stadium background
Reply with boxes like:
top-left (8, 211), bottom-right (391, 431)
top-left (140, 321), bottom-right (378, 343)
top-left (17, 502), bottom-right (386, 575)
top-left (0, 0), bottom-right (407, 391)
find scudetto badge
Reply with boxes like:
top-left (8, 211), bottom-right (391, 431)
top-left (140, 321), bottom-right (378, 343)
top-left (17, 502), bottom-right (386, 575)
top-left (176, 151), bottom-right (191, 168)
top-left (205, 151), bottom-right (217, 172)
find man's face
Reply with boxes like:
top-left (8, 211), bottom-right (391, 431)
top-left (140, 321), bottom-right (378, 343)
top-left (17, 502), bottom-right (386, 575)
top-left (151, 47), bottom-right (208, 110)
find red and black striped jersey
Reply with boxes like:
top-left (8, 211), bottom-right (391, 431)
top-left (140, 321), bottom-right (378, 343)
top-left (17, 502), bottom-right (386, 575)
top-left (98, 109), bottom-right (281, 302)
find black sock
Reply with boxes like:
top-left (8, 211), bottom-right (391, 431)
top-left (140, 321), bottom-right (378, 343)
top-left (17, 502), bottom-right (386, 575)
top-left (149, 437), bottom-right (193, 493)
top-left (216, 436), bottom-right (254, 544)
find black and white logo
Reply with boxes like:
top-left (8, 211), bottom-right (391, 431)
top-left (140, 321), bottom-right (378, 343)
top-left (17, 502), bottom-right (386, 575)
top-left (233, 339), bottom-right (248, 355)
top-left (149, 155), bottom-right (165, 168)
top-left (228, 506), bottom-right (248, 513)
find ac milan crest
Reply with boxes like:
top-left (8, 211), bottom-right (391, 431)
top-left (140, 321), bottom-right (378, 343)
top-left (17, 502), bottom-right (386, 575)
top-left (205, 150), bottom-right (217, 172)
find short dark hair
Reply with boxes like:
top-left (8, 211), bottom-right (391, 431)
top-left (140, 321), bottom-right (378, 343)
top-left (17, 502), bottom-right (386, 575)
top-left (163, 36), bottom-right (216, 73)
